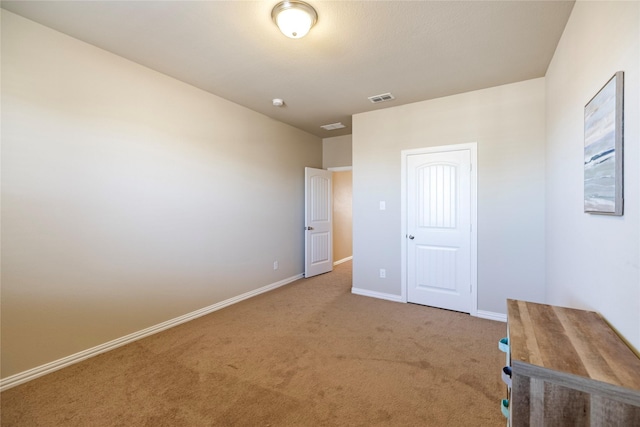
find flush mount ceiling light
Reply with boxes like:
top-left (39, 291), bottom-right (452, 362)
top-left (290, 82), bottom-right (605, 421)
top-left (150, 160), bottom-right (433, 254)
top-left (272, 0), bottom-right (317, 39)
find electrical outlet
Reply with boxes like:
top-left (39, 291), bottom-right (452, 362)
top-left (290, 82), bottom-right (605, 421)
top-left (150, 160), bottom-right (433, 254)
top-left (273, 261), bottom-right (279, 270)
top-left (379, 201), bottom-right (386, 210)
top-left (379, 268), bottom-right (386, 278)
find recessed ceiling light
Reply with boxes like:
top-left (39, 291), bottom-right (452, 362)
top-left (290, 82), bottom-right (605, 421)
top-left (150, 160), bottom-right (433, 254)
top-left (320, 122), bottom-right (346, 131)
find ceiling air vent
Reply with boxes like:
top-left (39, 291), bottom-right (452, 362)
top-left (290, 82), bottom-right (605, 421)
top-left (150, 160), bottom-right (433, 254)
top-left (320, 122), bottom-right (346, 131)
top-left (368, 92), bottom-right (395, 104)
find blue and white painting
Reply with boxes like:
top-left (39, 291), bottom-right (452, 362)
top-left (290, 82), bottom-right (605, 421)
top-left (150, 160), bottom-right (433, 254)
top-left (584, 72), bottom-right (622, 214)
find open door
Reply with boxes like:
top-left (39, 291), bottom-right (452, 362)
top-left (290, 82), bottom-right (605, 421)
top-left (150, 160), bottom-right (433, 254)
top-left (305, 167), bottom-right (333, 278)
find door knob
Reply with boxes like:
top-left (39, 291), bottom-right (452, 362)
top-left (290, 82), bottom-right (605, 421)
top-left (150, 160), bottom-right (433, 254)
top-left (408, 235), bottom-right (415, 240)
top-left (306, 226), bottom-right (314, 230)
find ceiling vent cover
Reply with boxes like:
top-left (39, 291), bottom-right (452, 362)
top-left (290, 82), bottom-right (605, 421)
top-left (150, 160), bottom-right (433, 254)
top-left (368, 93), bottom-right (395, 104)
top-left (320, 122), bottom-right (346, 131)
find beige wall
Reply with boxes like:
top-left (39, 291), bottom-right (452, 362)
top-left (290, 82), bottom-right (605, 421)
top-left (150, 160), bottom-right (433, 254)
top-left (323, 135), bottom-right (352, 169)
top-left (352, 78), bottom-right (546, 315)
top-left (332, 171), bottom-right (353, 262)
top-left (0, 11), bottom-right (322, 378)
top-left (545, 1), bottom-right (639, 351)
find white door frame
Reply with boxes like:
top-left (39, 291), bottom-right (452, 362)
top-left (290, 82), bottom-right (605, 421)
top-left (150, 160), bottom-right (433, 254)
top-left (400, 142), bottom-right (478, 316)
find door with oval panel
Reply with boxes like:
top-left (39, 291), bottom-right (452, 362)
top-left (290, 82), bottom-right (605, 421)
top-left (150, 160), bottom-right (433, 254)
top-left (405, 148), bottom-right (473, 313)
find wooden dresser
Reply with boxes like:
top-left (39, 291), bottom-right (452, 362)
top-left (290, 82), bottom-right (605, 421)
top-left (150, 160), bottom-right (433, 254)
top-left (503, 299), bottom-right (640, 426)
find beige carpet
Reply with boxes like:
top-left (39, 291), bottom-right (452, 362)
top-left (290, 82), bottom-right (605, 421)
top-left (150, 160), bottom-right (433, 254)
top-left (1, 261), bottom-right (507, 426)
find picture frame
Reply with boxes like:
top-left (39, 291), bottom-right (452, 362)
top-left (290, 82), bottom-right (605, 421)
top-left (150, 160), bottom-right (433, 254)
top-left (584, 71), bottom-right (624, 215)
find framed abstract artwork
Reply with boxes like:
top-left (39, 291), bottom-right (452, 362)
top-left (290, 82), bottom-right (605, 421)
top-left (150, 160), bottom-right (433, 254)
top-left (584, 71), bottom-right (624, 215)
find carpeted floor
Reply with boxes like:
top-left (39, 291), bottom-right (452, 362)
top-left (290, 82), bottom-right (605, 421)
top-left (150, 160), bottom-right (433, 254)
top-left (1, 261), bottom-right (507, 426)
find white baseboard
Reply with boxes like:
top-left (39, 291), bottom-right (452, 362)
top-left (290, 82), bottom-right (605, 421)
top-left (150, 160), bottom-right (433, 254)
top-left (476, 310), bottom-right (507, 322)
top-left (0, 273), bottom-right (303, 392)
top-left (351, 287), bottom-right (403, 303)
top-left (350, 289), bottom-right (506, 322)
top-left (333, 256), bottom-right (353, 266)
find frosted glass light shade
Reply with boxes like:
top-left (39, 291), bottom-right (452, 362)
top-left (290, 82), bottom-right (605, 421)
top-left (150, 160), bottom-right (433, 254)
top-left (272, 1), bottom-right (317, 39)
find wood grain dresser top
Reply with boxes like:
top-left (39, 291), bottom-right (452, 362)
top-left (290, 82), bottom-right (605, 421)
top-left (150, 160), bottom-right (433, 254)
top-left (507, 299), bottom-right (640, 390)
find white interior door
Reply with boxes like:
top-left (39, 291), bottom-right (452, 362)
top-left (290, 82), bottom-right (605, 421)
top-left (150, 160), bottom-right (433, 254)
top-left (305, 167), bottom-right (333, 278)
top-left (405, 147), bottom-right (474, 313)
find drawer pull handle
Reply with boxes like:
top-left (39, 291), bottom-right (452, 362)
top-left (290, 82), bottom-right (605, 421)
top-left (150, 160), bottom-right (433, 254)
top-left (501, 366), bottom-right (512, 387)
top-left (501, 399), bottom-right (510, 418)
top-left (498, 337), bottom-right (509, 353)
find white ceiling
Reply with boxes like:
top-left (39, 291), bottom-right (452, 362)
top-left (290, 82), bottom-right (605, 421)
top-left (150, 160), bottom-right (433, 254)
top-left (1, 0), bottom-right (575, 138)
